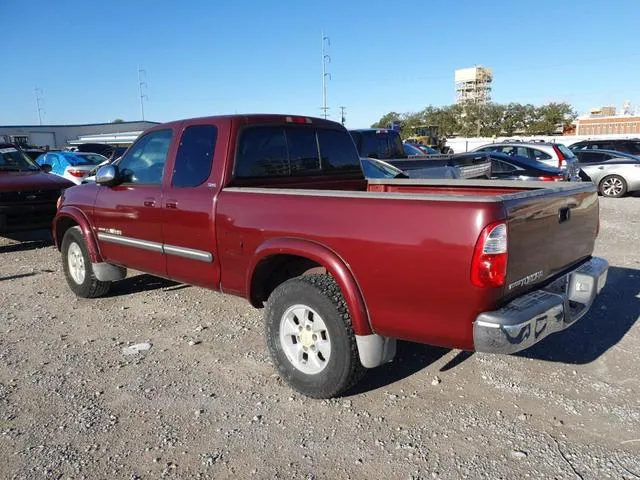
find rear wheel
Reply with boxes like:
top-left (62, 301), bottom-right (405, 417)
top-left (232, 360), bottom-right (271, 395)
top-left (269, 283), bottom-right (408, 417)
top-left (599, 175), bottom-right (627, 198)
top-left (265, 274), bottom-right (365, 398)
top-left (61, 226), bottom-right (111, 298)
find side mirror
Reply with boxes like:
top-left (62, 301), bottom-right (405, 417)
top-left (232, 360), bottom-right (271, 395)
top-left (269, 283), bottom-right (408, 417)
top-left (40, 164), bottom-right (52, 173)
top-left (96, 164), bottom-right (120, 186)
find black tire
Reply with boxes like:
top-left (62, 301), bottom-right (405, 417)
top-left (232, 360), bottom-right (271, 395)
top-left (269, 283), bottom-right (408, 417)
top-left (599, 175), bottom-right (627, 198)
top-left (265, 274), bottom-right (366, 398)
top-left (61, 226), bottom-right (111, 298)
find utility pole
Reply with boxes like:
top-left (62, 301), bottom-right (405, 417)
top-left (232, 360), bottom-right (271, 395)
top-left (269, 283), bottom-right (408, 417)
top-left (321, 31), bottom-right (331, 119)
top-left (138, 67), bottom-right (148, 121)
top-left (339, 106), bottom-right (346, 126)
top-left (34, 87), bottom-right (44, 125)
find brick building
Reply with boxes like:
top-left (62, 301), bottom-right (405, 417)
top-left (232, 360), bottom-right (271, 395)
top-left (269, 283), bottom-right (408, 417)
top-left (575, 115), bottom-right (640, 136)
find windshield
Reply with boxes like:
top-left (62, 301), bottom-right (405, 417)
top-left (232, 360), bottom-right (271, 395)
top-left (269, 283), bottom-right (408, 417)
top-left (70, 153), bottom-right (108, 166)
top-left (360, 158), bottom-right (406, 178)
top-left (0, 147), bottom-right (40, 171)
top-left (404, 143), bottom-right (424, 155)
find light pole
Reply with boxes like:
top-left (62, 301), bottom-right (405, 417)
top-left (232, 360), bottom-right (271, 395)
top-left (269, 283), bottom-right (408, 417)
top-left (35, 87), bottom-right (44, 125)
top-left (138, 67), bottom-right (148, 121)
top-left (321, 32), bottom-right (331, 119)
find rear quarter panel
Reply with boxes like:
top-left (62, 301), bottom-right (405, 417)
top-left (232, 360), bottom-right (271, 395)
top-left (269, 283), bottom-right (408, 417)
top-left (215, 189), bottom-right (506, 350)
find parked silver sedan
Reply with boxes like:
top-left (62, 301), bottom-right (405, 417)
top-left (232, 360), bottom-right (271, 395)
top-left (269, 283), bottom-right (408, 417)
top-left (573, 149), bottom-right (640, 197)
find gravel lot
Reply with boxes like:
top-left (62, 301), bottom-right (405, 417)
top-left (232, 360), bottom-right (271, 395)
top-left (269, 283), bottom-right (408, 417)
top-left (1, 197), bottom-right (639, 479)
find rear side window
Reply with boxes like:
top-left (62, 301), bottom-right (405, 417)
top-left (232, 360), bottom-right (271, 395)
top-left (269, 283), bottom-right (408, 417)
top-left (578, 151), bottom-right (605, 163)
top-left (626, 142), bottom-right (640, 154)
top-left (318, 129), bottom-right (361, 171)
top-left (492, 160), bottom-right (518, 173)
top-left (235, 126), bottom-right (360, 178)
top-left (172, 125), bottom-right (218, 187)
top-left (529, 148), bottom-right (552, 161)
top-left (235, 126), bottom-right (288, 177)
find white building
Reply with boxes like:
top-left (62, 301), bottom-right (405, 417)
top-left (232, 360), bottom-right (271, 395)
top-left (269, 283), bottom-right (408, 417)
top-left (0, 121), bottom-right (159, 149)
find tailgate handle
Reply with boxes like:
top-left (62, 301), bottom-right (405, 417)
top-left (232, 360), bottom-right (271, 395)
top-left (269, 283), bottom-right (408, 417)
top-left (558, 207), bottom-right (571, 223)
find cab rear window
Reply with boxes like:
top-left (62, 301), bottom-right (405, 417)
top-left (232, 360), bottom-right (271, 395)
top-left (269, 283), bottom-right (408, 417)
top-left (235, 126), bottom-right (361, 178)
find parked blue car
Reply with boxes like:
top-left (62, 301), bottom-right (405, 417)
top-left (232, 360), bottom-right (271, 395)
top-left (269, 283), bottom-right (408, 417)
top-left (36, 151), bottom-right (108, 184)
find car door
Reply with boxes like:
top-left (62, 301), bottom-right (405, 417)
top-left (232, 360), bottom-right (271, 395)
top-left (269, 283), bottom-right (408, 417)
top-left (93, 128), bottom-right (175, 276)
top-left (161, 121), bottom-right (224, 288)
top-left (490, 159), bottom-right (521, 180)
top-left (577, 151), bottom-right (606, 182)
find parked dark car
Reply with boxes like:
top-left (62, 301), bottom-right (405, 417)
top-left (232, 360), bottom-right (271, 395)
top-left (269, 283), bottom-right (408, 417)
top-left (76, 143), bottom-right (128, 162)
top-left (403, 142), bottom-right (427, 156)
top-left (569, 139), bottom-right (640, 156)
top-left (350, 129), bottom-right (491, 179)
top-left (487, 152), bottom-right (567, 182)
top-left (0, 143), bottom-right (73, 233)
top-left (360, 157), bottom-right (458, 179)
top-left (573, 149), bottom-right (640, 197)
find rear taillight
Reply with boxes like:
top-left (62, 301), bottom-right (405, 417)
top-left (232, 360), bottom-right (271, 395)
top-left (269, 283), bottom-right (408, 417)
top-left (67, 169), bottom-right (86, 177)
top-left (552, 145), bottom-right (565, 168)
top-left (471, 221), bottom-right (508, 288)
top-left (538, 175), bottom-right (564, 182)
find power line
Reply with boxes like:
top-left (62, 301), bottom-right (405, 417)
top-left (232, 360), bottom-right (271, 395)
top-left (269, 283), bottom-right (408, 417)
top-left (34, 87), bottom-right (44, 125)
top-left (321, 31), bottom-right (331, 119)
top-left (138, 67), bottom-right (148, 121)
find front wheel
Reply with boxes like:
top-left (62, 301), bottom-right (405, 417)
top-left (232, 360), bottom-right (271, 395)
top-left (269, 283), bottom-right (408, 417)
top-left (61, 226), bottom-right (111, 298)
top-left (265, 275), bottom-right (365, 398)
top-left (599, 175), bottom-right (627, 198)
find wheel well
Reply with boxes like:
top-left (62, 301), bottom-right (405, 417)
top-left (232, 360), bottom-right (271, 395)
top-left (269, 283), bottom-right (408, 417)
top-left (250, 254), bottom-right (327, 307)
top-left (55, 217), bottom-right (78, 250)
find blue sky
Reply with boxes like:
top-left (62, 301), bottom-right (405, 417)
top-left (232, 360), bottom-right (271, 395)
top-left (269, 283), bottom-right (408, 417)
top-left (3, 0), bottom-right (640, 128)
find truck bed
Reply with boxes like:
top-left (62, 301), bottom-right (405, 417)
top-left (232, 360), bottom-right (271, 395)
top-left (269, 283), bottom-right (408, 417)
top-left (218, 179), bottom-right (599, 349)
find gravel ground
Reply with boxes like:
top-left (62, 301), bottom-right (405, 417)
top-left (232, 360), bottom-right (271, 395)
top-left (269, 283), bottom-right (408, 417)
top-left (1, 197), bottom-right (639, 479)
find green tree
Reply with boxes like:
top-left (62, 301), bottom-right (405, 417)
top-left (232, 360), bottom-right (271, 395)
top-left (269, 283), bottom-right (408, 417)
top-left (526, 102), bottom-right (576, 135)
top-left (370, 112), bottom-right (401, 129)
top-left (111, 118), bottom-right (125, 123)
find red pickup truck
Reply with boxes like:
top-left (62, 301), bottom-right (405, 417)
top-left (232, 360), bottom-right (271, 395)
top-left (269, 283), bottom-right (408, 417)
top-left (53, 114), bottom-right (609, 398)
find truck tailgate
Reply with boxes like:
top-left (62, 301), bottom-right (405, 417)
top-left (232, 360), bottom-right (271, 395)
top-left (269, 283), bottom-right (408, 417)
top-left (503, 184), bottom-right (599, 297)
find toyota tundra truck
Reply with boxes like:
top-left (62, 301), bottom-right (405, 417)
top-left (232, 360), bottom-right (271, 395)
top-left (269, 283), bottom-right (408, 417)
top-left (53, 114), bottom-right (609, 398)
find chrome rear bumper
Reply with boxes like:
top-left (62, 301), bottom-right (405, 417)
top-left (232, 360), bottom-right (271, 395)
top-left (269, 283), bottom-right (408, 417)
top-left (473, 257), bottom-right (609, 354)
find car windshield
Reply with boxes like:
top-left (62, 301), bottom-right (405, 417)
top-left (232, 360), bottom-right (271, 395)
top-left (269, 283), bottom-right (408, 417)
top-left (69, 153), bottom-right (108, 166)
top-left (404, 143), bottom-right (425, 155)
top-left (0, 147), bottom-right (40, 171)
top-left (360, 158), bottom-right (407, 178)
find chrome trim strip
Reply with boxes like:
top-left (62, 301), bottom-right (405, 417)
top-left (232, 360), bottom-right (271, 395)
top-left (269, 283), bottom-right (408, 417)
top-left (163, 244), bottom-right (212, 263)
top-left (97, 232), bottom-right (163, 253)
top-left (96, 232), bottom-right (212, 262)
top-left (223, 181), bottom-right (596, 203)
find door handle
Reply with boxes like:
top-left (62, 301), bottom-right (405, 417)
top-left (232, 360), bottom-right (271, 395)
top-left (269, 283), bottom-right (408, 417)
top-left (143, 198), bottom-right (156, 207)
top-left (165, 200), bottom-right (178, 209)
